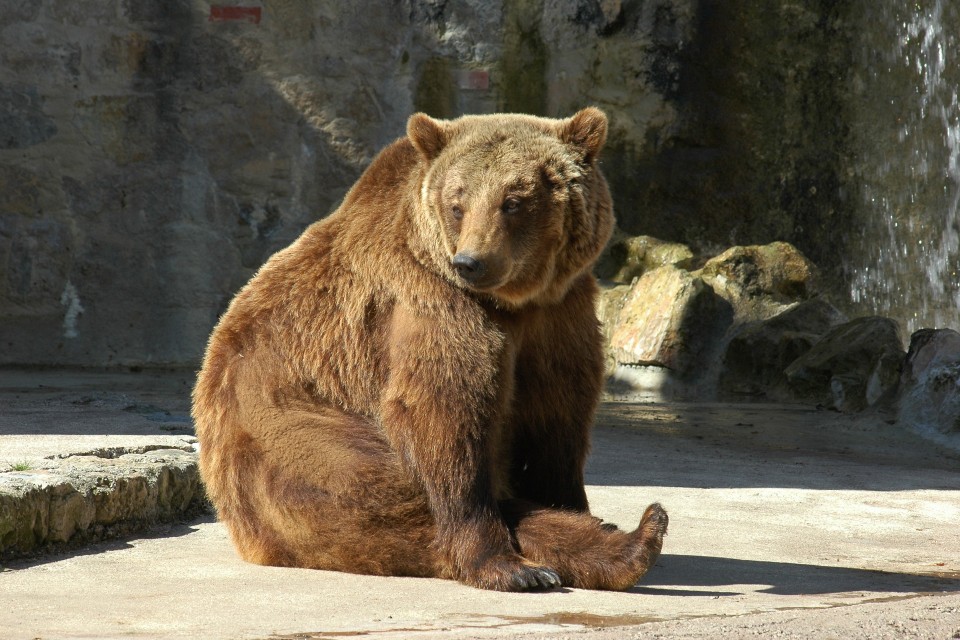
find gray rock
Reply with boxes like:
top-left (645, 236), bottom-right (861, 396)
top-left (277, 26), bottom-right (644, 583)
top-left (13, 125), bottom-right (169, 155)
top-left (897, 329), bottom-right (960, 445)
top-left (719, 298), bottom-right (847, 399)
top-left (900, 328), bottom-right (960, 388)
top-left (784, 316), bottom-right (905, 411)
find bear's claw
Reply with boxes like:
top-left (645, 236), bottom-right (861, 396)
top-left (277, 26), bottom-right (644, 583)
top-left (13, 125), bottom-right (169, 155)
top-left (511, 565), bottom-right (562, 591)
top-left (527, 566), bottom-right (562, 590)
top-left (469, 556), bottom-right (563, 591)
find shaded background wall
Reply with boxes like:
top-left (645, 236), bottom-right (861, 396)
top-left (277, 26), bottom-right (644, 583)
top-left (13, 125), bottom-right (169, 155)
top-left (1, 0), bottom-right (957, 367)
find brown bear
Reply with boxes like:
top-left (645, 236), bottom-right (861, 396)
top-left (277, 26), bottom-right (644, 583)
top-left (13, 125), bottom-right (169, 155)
top-left (192, 107), bottom-right (667, 591)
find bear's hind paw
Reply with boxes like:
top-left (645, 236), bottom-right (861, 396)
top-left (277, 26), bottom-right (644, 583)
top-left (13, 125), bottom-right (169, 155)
top-left (628, 502), bottom-right (669, 580)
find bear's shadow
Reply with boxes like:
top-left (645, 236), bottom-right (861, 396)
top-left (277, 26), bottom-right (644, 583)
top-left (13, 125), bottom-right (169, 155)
top-left (633, 554), bottom-right (960, 596)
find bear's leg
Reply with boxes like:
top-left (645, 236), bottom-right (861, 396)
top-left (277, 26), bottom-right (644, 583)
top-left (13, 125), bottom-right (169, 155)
top-left (382, 307), bottom-right (566, 591)
top-left (510, 277), bottom-right (606, 512)
top-left (214, 406), bottom-right (441, 578)
top-left (502, 499), bottom-right (668, 591)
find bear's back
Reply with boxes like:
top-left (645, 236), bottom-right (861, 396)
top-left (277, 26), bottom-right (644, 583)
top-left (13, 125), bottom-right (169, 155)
top-left (194, 136), bottom-right (433, 421)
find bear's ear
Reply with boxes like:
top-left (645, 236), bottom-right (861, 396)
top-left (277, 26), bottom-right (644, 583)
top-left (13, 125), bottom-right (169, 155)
top-left (558, 107), bottom-right (608, 163)
top-left (407, 113), bottom-right (449, 162)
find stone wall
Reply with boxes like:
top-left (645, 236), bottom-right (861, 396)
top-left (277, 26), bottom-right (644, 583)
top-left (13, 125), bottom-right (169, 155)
top-left (2, 1), bottom-right (418, 365)
top-left (0, 1), bottom-right (869, 366)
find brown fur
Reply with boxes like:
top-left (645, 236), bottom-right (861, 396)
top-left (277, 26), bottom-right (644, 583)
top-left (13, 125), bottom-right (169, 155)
top-left (192, 108), bottom-right (667, 591)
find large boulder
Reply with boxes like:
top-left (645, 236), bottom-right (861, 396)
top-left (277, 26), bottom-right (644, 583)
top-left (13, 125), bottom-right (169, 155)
top-left (596, 283), bottom-right (633, 372)
top-left (784, 316), bottom-right (905, 411)
top-left (699, 242), bottom-right (818, 324)
top-left (600, 239), bottom-right (826, 399)
top-left (609, 265), bottom-right (732, 382)
top-left (897, 329), bottom-right (960, 443)
top-left (719, 298), bottom-right (847, 399)
top-left (595, 230), bottom-right (694, 284)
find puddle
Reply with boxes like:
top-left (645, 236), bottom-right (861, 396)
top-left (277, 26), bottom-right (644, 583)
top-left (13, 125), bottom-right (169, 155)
top-left (271, 611), bottom-right (661, 639)
top-left (493, 611), bottom-right (660, 628)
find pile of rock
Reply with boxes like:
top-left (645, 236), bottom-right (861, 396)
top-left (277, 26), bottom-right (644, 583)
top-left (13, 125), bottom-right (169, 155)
top-left (595, 232), bottom-right (960, 444)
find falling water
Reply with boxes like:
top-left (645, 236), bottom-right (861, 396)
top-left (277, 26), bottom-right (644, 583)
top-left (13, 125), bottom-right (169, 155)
top-left (847, 0), bottom-right (960, 336)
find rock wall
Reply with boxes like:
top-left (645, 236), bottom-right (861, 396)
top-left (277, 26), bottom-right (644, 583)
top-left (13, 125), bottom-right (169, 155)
top-left (1, 2), bottom-right (422, 365)
top-left (0, 0), bottom-right (704, 366)
top-left (0, 0), bottom-right (918, 367)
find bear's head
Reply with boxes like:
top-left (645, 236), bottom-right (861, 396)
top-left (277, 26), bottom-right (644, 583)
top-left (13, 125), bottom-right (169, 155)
top-left (407, 108), bottom-right (614, 308)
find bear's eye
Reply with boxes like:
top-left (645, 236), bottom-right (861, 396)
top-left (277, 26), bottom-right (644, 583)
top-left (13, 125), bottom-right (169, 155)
top-left (451, 204), bottom-right (463, 220)
top-left (502, 197), bottom-right (521, 216)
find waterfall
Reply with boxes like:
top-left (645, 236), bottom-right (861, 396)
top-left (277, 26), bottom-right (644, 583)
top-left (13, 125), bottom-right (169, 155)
top-left (847, 0), bottom-right (960, 336)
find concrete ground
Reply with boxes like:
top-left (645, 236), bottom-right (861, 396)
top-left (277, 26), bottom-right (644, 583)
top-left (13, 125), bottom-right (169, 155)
top-left (1, 369), bottom-right (959, 639)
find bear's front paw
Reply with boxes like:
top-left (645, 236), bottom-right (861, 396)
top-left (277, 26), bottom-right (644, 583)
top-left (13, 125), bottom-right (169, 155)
top-left (467, 556), bottom-right (562, 592)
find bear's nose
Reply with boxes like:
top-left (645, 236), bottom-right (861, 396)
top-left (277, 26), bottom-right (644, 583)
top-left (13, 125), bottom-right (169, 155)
top-left (451, 253), bottom-right (485, 282)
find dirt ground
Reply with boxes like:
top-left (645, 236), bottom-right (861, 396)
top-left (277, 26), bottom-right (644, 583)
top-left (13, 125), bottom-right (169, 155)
top-left (1, 370), bottom-right (959, 639)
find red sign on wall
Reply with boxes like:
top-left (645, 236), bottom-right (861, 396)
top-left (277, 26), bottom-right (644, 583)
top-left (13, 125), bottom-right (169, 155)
top-left (209, 6), bottom-right (262, 24)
